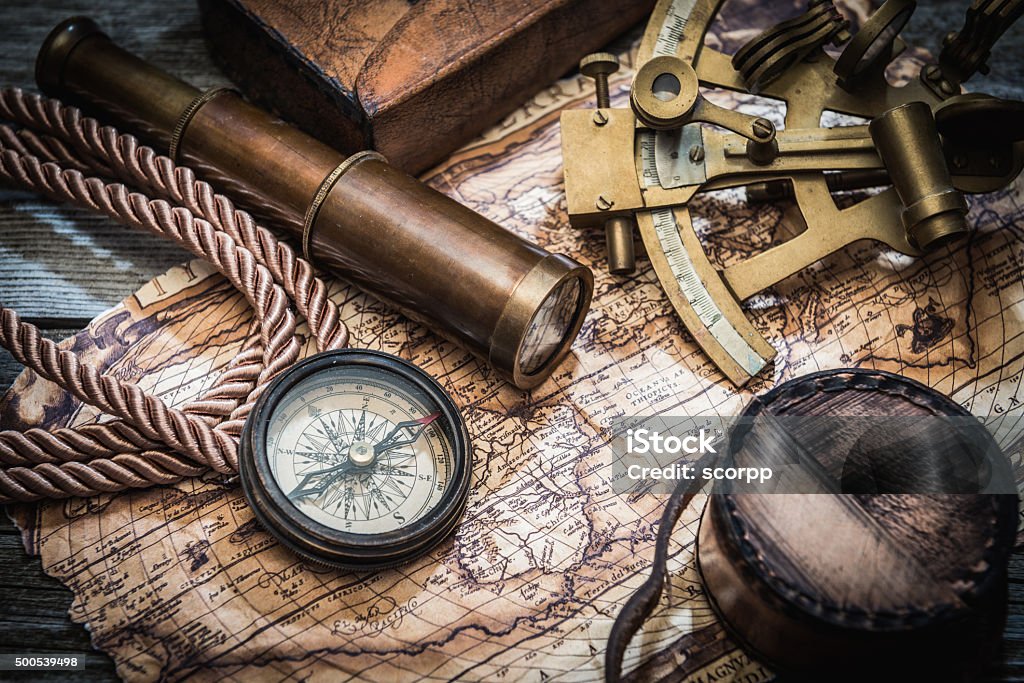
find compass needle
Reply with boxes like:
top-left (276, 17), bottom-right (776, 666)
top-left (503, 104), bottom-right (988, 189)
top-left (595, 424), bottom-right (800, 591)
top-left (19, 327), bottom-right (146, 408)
top-left (355, 406), bottom-right (367, 440)
top-left (374, 412), bottom-right (441, 456)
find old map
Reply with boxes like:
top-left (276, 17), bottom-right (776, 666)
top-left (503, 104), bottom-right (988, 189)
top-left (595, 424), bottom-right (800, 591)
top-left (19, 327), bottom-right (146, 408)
top-left (3, 1), bottom-right (1024, 680)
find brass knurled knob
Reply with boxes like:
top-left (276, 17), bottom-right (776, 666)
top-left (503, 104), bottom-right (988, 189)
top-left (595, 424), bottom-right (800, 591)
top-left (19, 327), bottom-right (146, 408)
top-left (580, 52), bottom-right (620, 108)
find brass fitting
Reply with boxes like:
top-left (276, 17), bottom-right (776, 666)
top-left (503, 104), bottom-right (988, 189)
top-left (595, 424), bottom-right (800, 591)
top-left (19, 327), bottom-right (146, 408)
top-left (869, 102), bottom-right (968, 251)
top-left (604, 216), bottom-right (637, 275)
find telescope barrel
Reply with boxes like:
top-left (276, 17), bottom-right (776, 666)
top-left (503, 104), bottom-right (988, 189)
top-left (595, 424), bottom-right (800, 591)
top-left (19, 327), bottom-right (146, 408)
top-left (36, 17), bottom-right (593, 390)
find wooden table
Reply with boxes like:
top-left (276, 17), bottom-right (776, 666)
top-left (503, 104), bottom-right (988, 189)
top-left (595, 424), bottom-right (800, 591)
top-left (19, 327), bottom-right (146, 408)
top-left (1, 1), bottom-right (1023, 680)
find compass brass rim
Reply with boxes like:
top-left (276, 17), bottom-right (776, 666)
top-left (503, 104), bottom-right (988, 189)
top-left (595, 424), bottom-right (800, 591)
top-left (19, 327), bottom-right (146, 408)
top-left (239, 349), bottom-right (472, 571)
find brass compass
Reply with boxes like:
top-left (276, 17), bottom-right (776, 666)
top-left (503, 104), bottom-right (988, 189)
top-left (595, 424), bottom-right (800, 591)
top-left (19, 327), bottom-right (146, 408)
top-left (562, 0), bottom-right (1024, 386)
top-left (239, 350), bottom-right (472, 570)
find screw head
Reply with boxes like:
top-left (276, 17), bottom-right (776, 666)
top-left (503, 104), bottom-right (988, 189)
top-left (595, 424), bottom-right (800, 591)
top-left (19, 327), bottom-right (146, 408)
top-left (924, 65), bottom-right (941, 80)
top-left (752, 118), bottom-right (775, 140)
top-left (596, 196), bottom-right (615, 211)
top-left (593, 110), bottom-right (609, 126)
top-left (688, 144), bottom-right (705, 163)
top-left (580, 52), bottom-right (620, 78)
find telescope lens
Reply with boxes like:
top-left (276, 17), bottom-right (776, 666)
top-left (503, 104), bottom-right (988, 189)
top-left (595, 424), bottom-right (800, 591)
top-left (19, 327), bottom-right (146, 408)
top-left (517, 277), bottom-right (584, 376)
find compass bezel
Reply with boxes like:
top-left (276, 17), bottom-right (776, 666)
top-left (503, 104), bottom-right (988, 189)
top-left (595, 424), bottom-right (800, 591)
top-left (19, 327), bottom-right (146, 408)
top-left (239, 349), bottom-right (472, 571)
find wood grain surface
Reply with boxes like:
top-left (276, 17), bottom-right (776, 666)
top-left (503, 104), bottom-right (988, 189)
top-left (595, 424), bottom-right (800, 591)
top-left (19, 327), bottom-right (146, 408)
top-left (1, 1), bottom-right (1023, 681)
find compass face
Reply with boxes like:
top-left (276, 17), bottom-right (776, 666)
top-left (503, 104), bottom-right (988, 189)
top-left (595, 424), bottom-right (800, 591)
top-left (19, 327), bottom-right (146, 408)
top-left (266, 364), bottom-right (452, 534)
top-left (239, 350), bottom-right (471, 570)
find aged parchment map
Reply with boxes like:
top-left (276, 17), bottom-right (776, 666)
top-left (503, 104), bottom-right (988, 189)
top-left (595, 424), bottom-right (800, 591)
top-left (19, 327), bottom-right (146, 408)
top-left (3, 2), bottom-right (1024, 681)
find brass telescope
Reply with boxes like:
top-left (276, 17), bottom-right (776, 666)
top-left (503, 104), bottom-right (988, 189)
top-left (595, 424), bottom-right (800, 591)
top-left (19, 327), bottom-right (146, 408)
top-left (36, 18), bottom-right (594, 390)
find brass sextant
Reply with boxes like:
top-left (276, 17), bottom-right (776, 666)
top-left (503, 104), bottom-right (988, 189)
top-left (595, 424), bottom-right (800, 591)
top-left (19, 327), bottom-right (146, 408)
top-left (563, 0), bottom-right (1024, 386)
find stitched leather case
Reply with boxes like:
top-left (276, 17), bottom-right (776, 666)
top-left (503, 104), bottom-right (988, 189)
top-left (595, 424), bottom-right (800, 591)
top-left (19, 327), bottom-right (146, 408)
top-left (198, 0), bottom-right (653, 174)
top-left (697, 369), bottom-right (1017, 681)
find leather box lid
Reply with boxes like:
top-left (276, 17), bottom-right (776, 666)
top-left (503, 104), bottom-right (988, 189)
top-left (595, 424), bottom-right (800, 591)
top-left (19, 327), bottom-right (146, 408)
top-left (199, 0), bottom-right (654, 173)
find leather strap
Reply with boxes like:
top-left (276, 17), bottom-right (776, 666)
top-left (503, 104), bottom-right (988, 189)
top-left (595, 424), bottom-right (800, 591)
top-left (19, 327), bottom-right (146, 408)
top-left (604, 448), bottom-right (719, 682)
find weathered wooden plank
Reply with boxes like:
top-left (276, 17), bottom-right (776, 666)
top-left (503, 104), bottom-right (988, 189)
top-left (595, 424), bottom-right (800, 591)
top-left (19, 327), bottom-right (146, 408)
top-left (0, 0), bottom-right (222, 321)
top-left (0, 519), bottom-right (117, 681)
top-left (0, 194), bottom-right (190, 320)
top-left (0, 0), bottom-right (227, 89)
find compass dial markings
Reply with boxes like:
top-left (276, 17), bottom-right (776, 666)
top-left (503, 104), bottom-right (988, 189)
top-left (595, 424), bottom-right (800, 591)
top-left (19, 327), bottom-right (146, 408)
top-left (241, 350), bottom-right (471, 570)
top-left (266, 375), bottom-right (451, 534)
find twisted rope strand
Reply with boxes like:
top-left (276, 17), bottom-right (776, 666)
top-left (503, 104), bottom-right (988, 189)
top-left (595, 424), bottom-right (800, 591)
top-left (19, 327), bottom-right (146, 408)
top-left (0, 165), bottom-right (265, 493)
top-left (2, 91), bottom-right (311, 415)
top-left (0, 89), bottom-right (347, 353)
top-left (5, 91), bottom-right (347, 423)
top-left (6, 151), bottom-right (303, 412)
top-left (0, 88), bottom-right (347, 465)
top-left (0, 319), bottom-right (262, 469)
top-left (0, 308), bottom-right (239, 468)
top-left (0, 88), bottom-right (349, 501)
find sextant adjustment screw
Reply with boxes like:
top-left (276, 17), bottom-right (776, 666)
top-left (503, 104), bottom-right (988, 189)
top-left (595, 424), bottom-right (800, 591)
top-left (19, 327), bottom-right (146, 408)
top-left (752, 118), bottom-right (775, 140)
top-left (689, 145), bottom-right (705, 163)
top-left (580, 52), bottom-right (620, 109)
top-left (596, 195), bottom-right (615, 211)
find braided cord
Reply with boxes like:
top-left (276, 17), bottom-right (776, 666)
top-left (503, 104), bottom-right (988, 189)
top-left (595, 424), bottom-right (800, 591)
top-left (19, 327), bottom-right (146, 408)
top-left (0, 88), bottom-right (349, 502)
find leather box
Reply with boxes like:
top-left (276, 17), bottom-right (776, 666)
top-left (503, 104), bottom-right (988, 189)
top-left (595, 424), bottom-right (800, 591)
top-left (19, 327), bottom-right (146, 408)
top-left (198, 0), bottom-right (653, 174)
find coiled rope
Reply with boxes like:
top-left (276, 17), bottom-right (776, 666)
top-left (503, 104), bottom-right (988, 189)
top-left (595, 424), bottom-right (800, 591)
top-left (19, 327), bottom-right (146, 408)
top-left (0, 87), bottom-right (349, 502)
